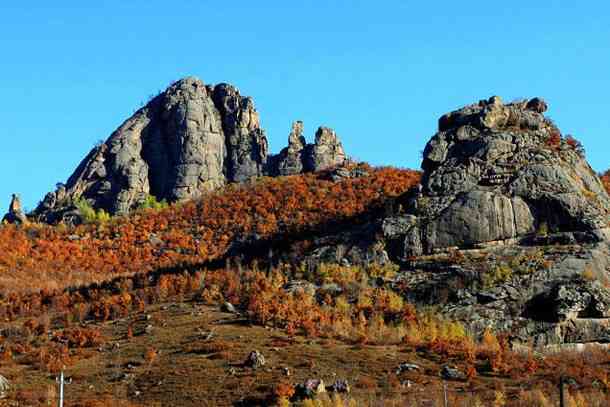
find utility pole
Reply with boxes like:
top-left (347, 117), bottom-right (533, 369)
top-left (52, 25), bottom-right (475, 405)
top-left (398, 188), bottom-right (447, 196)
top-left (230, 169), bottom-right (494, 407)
top-left (443, 381), bottom-right (448, 407)
top-left (559, 376), bottom-right (566, 407)
top-left (56, 370), bottom-right (71, 407)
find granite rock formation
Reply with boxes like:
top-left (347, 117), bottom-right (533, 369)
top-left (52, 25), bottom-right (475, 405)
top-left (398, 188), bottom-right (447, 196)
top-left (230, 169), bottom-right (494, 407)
top-left (2, 194), bottom-right (27, 224)
top-left (377, 96), bottom-right (610, 347)
top-left (272, 121), bottom-right (307, 176)
top-left (295, 96), bottom-right (610, 348)
top-left (386, 96), bottom-right (609, 257)
top-left (269, 121), bottom-right (347, 176)
top-left (33, 77), bottom-right (348, 222)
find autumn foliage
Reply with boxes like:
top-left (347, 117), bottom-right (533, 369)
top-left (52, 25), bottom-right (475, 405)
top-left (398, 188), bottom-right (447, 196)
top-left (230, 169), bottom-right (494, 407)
top-left (0, 165), bottom-right (420, 296)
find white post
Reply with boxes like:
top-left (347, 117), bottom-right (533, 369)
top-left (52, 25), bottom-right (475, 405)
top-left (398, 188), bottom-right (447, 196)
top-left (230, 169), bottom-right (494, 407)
top-left (58, 370), bottom-right (64, 407)
top-left (443, 381), bottom-right (448, 407)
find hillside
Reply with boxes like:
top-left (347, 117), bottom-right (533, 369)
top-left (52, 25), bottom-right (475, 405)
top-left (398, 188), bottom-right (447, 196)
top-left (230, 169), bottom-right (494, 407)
top-left (1, 289), bottom-right (609, 406)
top-left (1, 167), bottom-right (609, 405)
top-left (0, 165), bottom-right (418, 295)
top-left (1, 93), bottom-right (609, 406)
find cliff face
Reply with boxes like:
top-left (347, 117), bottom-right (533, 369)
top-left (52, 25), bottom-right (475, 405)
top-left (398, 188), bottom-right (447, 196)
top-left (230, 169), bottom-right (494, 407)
top-left (33, 77), bottom-right (347, 222)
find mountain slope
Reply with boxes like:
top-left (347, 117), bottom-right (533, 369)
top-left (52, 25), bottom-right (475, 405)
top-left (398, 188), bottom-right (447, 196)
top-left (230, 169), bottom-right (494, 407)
top-left (0, 165), bottom-right (419, 295)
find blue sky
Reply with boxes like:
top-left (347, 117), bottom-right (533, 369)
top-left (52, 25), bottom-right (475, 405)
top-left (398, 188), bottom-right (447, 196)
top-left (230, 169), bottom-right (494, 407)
top-left (1, 1), bottom-right (609, 211)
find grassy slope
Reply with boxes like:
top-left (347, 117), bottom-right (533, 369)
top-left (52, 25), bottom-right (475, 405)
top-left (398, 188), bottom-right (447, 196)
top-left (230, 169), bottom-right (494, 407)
top-left (1, 294), bottom-right (609, 407)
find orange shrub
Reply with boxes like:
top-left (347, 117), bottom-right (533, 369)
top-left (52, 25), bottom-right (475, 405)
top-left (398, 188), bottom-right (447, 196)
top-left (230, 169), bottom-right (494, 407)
top-left (0, 166), bottom-right (420, 300)
top-left (546, 131), bottom-right (561, 149)
top-left (274, 382), bottom-right (295, 400)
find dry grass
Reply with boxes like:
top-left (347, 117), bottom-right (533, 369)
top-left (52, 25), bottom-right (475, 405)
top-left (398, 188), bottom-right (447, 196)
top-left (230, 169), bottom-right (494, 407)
top-left (0, 292), bottom-right (607, 407)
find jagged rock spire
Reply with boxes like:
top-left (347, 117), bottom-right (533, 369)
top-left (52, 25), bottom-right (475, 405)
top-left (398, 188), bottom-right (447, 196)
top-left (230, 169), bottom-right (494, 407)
top-left (2, 194), bottom-right (27, 224)
top-left (270, 122), bottom-right (347, 176)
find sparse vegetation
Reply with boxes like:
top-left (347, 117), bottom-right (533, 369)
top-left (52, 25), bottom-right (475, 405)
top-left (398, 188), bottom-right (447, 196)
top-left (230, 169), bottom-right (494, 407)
top-left (138, 194), bottom-right (169, 211)
top-left (75, 198), bottom-right (111, 223)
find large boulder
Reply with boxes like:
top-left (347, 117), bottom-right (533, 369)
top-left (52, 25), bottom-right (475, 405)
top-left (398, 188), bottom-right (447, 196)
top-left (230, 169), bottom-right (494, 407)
top-left (306, 126), bottom-right (347, 172)
top-left (399, 96), bottom-right (609, 254)
top-left (370, 96), bottom-right (610, 348)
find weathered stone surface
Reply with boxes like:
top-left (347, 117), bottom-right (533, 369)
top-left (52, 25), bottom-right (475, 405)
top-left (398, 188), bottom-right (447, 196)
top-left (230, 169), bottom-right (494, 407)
top-left (269, 122), bottom-right (348, 176)
top-left (2, 194), bottom-right (27, 224)
top-left (273, 121), bottom-right (306, 176)
top-left (383, 237), bottom-right (610, 347)
top-left (34, 78), bottom-right (349, 220)
top-left (284, 280), bottom-right (318, 296)
top-left (307, 127), bottom-right (347, 172)
top-left (424, 192), bottom-right (535, 249)
top-left (211, 83), bottom-right (268, 183)
top-left (294, 379), bottom-right (326, 400)
top-left (396, 363), bottom-right (421, 375)
top-left (0, 374), bottom-right (9, 399)
top-left (221, 302), bottom-right (237, 314)
top-left (400, 96), bottom-right (610, 254)
top-left (523, 280), bottom-right (610, 322)
top-left (327, 379), bottom-right (350, 394)
top-left (440, 365), bottom-right (464, 381)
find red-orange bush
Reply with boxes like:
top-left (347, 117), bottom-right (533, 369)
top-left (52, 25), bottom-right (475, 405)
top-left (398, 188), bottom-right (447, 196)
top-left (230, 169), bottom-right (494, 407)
top-left (0, 166), bottom-right (420, 300)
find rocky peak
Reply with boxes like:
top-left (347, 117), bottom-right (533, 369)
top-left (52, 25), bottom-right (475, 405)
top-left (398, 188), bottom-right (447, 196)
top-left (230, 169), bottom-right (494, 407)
top-left (308, 126), bottom-right (347, 172)
top-left (33, 77), bottom-right (350, 223)
top-left (389, 96), bottom-right (609, 257)
top-left (2, 194), bottom-right (27, 224)
top-left (270, 122), bottom-right (348, 176)
top-left (272, 121), bottom-right (307, 176)
top-left (288, 121), bottom-right (306, 150)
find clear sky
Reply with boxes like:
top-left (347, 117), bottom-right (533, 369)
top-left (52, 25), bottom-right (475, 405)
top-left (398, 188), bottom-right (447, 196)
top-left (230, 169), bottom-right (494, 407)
top-left (1, 1), bottom-right (609, 211)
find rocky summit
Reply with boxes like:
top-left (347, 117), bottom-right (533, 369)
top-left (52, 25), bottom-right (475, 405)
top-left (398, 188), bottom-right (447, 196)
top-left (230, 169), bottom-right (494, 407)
top-left (390, 96), bottom-right (609, 257)
top-left (33, 77), bottom-right (347, 222)
top-left (378, 96), bottom-right (610, 346)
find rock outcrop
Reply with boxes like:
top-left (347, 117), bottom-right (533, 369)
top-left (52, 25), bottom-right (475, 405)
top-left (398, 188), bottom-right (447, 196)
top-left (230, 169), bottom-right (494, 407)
top-left (372, 96), bottom-right (610, 348)
top-left (390, 96), bottom-right (609, 257)
top-left (269, 121), bottom-right (347, 176)
top-left (33, 77), bottom-right (348, 222)
top-left (2, 194), bottom-right (27, 224)
top-left (295, 96), bottom-right (610, 348)
top-left (272, 121), bottom-right (307, 176)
